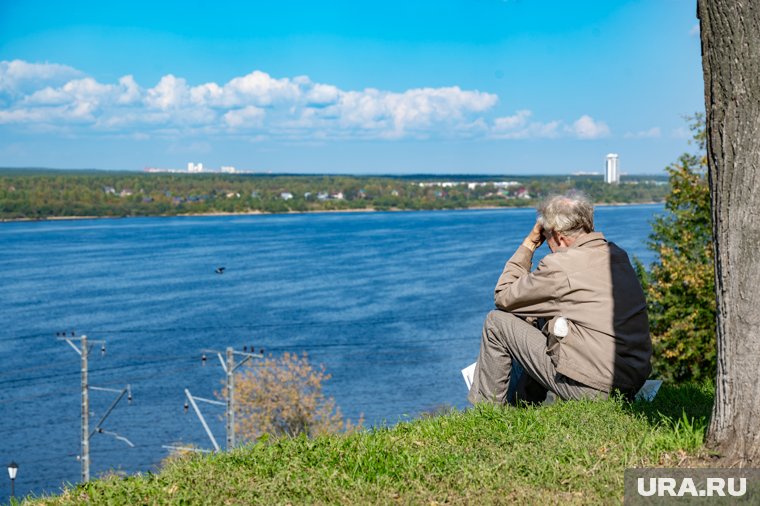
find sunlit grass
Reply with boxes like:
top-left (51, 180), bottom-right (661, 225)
top-left (27, 382), bottom-right (713, 505)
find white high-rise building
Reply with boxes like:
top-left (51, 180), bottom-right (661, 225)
top-left (187, 162), bottom-right (204, 173)
top-left (605, 153), bottom-right (620, 184)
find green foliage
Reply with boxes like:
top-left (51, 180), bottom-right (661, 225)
top-left (639, 114), bottom-right (716, 383)
top-left (31, 383), bottom-right (713, 505)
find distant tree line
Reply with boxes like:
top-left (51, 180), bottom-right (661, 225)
top-left (0, 170), bottom-right (669, 220)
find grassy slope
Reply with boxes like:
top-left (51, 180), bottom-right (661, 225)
top-left (30, 383), bottom-right (713, 505)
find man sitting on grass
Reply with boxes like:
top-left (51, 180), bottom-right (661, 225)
top-left (468, 193), bottom-right (652, 405)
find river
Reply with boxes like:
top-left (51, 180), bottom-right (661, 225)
top-left (0, 204), bottom-right (663, 499)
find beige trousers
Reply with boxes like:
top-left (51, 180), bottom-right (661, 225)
top-left (468, 310), bottom-right (607, 405)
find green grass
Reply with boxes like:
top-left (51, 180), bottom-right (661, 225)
top-left (27, 383), bottom-right (714, 505)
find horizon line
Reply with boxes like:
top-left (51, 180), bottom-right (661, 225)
top-left (0, 166), bottom-right (668, 178)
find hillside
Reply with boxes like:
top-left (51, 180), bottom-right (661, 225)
top-left (0, 171), bottom-right (668, 220)
top-left (28, 383), bottom-right (713, 505)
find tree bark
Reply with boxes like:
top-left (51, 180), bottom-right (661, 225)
top-left (698, 0), bottom-right (760, 463)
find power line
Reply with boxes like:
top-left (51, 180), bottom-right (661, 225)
top-left (0, 355), bottom-right (196, 388)
top-left (0, 354), bottom-right (194, 379)
top-left (1, 318), bottom-right (481, 404)
top-left (0, 332), bottom-right (474, 390)
top-left (88, 363), bottom-right (202, 387)
top-left (0, 325), bottom-right (477, 387)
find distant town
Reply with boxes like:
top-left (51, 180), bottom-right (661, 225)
top-left (143, 152), bottom-right (625, 184)
top-left (1, 156), bottom-right (668, 220)
top-left (144, 162), bottom-right (255, 175)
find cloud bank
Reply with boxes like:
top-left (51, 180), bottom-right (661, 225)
top-left (0, 60), bottom-right (611, 141)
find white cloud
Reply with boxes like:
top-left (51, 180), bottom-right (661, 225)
top-left (224, 106), bottom-right (266, 128)
top-left (0, 60), bottom-right (82, 97)
top-left (145, 75), bottom-right (190, 110)
top-left (220, 70), bottom-right (301, 107)
top-left (329, 86), bottom-right (498, 137)
top-left (305, 83), bottom-right (340, 107)
top-left (491, 110), bottom-right (563, 139)
top-left (188, 82), bottom-right (223, 106)
top-left (567, 115), bottom-right (611, 139)
top-left (624, 127), bottom-right (661, 139)
top-left (493, 109), bottom-right (531, 131)
top-left (117, 75), bottom-right (141, 105)
top-left (0, 59), bottom-right (615, 143)
top-left (0, 60), bottom-right (503, 138)
top-left (689, 24), bottom-right (700, 37)
top-left (10, 74), bottom-right (148, 126)
top-left (490, 110), bottom-right (610, 140)
top-left (22, 87), bottom-right (70, 106)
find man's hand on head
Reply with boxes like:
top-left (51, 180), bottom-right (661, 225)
top-left (521, 222), bottom-right (545, 252)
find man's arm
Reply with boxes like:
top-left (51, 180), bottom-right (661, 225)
top-left (494, 223), bottom-right (566, 317)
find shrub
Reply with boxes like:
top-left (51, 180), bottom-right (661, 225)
top-left (637, 114), bottom-right (716, 383)
top-left (233, 352), bottom-right (362, 440)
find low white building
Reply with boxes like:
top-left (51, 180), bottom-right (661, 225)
top-left (419, 181), bottom-right (520, 189)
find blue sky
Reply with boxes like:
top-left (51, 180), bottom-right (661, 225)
top-left (0, 0), bottom-right (704, 174)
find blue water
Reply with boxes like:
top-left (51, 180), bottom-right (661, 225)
top-left (0, 205), bottom-right (662, 499)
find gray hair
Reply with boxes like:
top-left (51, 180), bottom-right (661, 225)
top-left (537, 193), bottom-right (594, 237)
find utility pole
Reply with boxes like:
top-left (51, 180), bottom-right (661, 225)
top-left (58, 333), bottom-right (133, 483)
top-left (226, 347), bottom-right (235, 449)
top-left (81, 334), bottom-right (89, 483)
top-left (215, 347), bottom-right (262, 449)
top-left (180, 346), bottom-right (262, 452)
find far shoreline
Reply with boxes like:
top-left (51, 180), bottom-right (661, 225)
top-left (0, 201), bottom-right (664, 224)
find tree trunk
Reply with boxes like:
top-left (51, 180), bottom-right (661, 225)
top-left (698, 0), bottom-right (760, 463)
